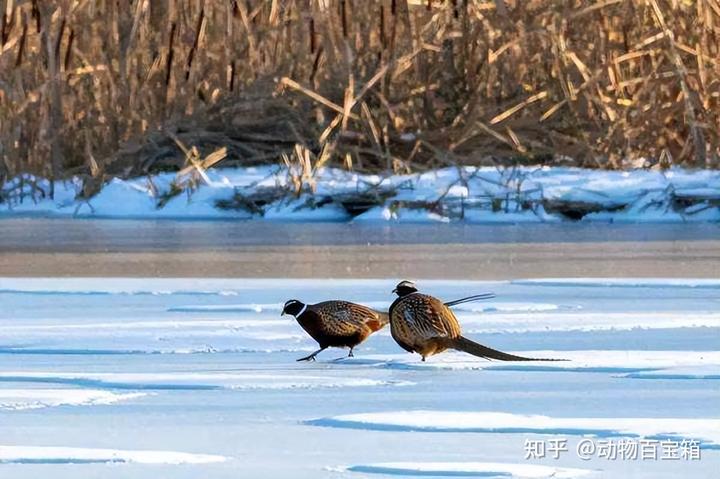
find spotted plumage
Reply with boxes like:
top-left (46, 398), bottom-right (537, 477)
top-left (282, 299), bottom-right (388, 361)
top-left (390, 292), bottom-right (459, 357)
top-left (389, 280), bottom-right (556, 361)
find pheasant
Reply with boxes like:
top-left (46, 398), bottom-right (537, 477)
top-left (389, 280), bottom-right (556, 362)
top-left (282, 299), bottom-right (388, 361)
top-left (282, 292), bottom-right (496, 362)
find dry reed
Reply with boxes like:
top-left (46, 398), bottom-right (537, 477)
top-left (0, 0), bottom-right (718, 199)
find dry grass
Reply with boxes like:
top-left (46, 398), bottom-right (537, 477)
top-left (1, 0), bottom-right (719, 198)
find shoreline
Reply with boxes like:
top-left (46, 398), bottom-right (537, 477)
top-left (4, 166), bottom-right (720, 224)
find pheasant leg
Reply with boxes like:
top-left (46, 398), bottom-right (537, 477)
top-left (296, 346), bottom-right (327, 362)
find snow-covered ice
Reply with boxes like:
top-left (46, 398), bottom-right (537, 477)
top-left (1, 277), bottom-right (718, 478)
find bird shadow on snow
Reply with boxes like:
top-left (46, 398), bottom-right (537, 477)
top-left (324, 348), bottom-right (720, 377)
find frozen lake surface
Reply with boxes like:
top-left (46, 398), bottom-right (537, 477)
top-left (1, 277), bottom-right (718, 478)
top-left (2, 219), bottom-right (719, 278)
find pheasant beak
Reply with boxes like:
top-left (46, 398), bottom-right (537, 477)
top-left (392, 288), bottom-right (398, 294)
top-left (280, 311), bottom-right (285, 317)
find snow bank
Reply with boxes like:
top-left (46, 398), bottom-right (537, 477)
top-left (342, 462), bottom-right (595, 478)
top-left (308, 411), bottom-right (720, 446)
top-left (0, 446), bottom-right (227, 465)
top-left (2, 166), bottom-right (718, 223)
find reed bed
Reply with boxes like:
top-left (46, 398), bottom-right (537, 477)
top-left (0, 0), bottom-right (718, 199)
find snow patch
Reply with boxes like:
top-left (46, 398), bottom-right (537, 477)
top-left (343, 462), bottom-right (596, 478)
top-left (622, 365), bottom-right (720, 380)
top-left (0, 446), bottom-right (227, 465)
top-left (308, 411), bottom-right (720, 446)
top-left (0, 371), bottom-right (411, 391)
top-left (0, 389), bottom-right (146, 411)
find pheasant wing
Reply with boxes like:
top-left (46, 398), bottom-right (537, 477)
top-left (313, 301), bottom-right (385, 336)
top-left (392, 294), bottom-right (462, 342)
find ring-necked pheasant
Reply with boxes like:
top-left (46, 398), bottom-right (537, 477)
top-left (283, 292), bottom-right (497, 362)
top-left (389, 280), bottom-right (557, 362)
top-left (282, 299), bottom-right (388, 361)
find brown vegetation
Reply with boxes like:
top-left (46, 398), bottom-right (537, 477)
top-left (0, 0), bottom-right (718, 198)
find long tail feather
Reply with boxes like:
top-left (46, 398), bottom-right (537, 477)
top-left (443, 293), bottom-right (496, 307)
top-left (379, 294), bottom-right (494, 320)
top-left (448, 336), bottom-right (565, 361)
